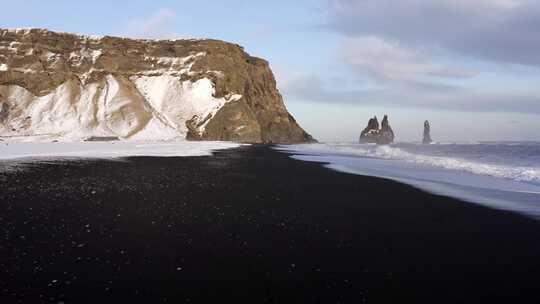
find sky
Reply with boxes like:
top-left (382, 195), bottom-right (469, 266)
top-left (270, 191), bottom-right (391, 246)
top-left (2, 0), bottom-right (540, 142)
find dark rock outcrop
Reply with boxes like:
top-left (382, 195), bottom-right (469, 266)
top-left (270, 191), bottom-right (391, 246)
top-left (422, 120), bottom-right (432, 144)
top-left (379, 115), bottom-right (395, 145)
top-left (0, 28), bottom-right (314, 143)
top-left (359, 116), bottom-right (380, 143)
top-left (359, 115), bottom-right (395, 145)
top-left (0, 101), bottom-right (8, 123)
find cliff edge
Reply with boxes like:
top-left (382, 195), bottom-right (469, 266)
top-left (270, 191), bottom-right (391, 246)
top-left (0, 28), bottom-right (314, 143)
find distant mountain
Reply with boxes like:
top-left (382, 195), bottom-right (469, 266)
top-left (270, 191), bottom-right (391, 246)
top-left (0, 28), bottom-right (313, 143)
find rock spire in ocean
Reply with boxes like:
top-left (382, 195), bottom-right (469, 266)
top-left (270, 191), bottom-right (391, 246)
top-left (423, 120), bottom-right (432, 144)
top-left (359, 115), bottom-right (395, 145)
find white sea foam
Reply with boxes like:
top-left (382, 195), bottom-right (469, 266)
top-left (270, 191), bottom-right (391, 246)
top-left (284, 143), bottom-right (540, 185)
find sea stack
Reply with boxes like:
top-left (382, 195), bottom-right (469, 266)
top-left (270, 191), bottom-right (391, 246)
top-left (359, 115), bottom-right (395, 145)
top-left (422, 120), bottom-right (432, 144)
top-left (0, 28), bottom-right (313, 143)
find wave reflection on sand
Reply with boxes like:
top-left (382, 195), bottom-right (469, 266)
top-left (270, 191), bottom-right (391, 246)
top-left (278, 142), bottom-right (540, 220)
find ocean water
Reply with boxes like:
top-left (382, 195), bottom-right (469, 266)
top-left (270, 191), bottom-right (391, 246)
top-left (277, 142), bottom-right (540, 219)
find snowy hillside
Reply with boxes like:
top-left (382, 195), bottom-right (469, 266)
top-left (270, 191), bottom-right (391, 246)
top-left (0, 28), bottom-right (313, 143)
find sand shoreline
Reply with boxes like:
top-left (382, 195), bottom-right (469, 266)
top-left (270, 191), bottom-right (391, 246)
top-left (1, 145), bottom-right (539, 303)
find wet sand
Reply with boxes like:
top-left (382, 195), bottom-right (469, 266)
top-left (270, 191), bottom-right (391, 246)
top-left (1, 145), bottom-right (539, 303)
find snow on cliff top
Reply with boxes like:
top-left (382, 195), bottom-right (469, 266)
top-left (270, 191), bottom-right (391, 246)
top-left (1, 28), bottom-right (207, 42)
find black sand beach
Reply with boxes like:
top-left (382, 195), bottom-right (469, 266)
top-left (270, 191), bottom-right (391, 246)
top-left (1, 145), bottom-right (539, 303)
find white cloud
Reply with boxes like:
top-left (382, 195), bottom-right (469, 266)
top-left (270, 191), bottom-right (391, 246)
top-left (125, 9), bottom-right (176, 39)
top-left (278, 69), bottom-right (540, 114)
top-left (327, 0), bottom-right (540, 66)
top-left (343, 36), bottom-right (477, 82)
top-left (299, 0), bottom-right (540, 116)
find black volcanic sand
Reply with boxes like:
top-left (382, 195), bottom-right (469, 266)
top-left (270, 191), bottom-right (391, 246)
top-left (1, 145), bottom-right (539, 303)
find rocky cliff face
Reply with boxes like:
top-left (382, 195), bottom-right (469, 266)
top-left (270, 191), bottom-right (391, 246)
top-left (359, 115), bottom-right (395, 145)
top-left (423, 120), bottom-right (432, 144)
top-left (0, 28), bottom-right (313, 143)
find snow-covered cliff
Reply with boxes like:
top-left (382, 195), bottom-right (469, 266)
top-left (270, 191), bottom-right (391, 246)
top-left (0, 28), bottom-right (313, 143)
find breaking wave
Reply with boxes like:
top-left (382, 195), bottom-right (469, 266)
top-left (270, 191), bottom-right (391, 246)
top-left (295, 143), bottom-right (540, 185)
top-left (278, 142), bottom-right (540, 219)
